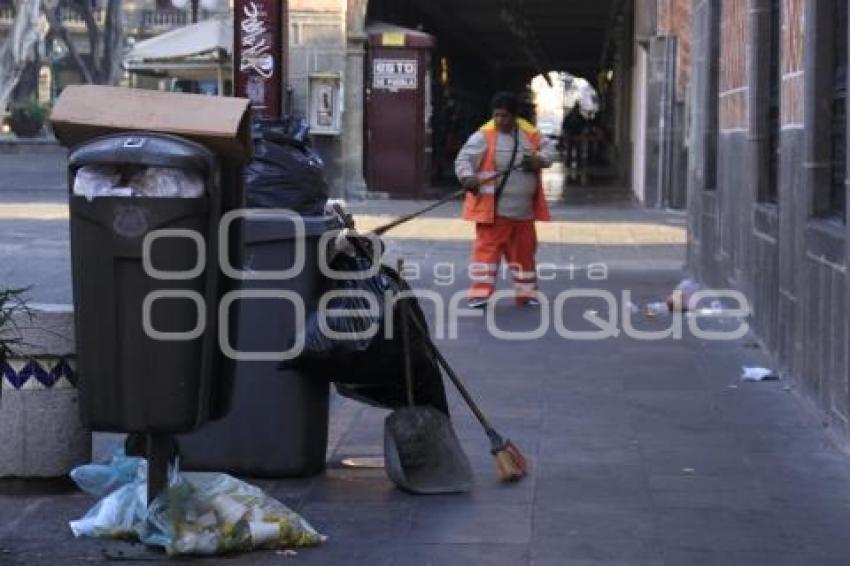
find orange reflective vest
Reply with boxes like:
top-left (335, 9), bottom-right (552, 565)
top-left (461, 117), bottom-right (551, 224)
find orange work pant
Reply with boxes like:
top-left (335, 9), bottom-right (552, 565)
top-left (468, 216), bottom-right (538, 304)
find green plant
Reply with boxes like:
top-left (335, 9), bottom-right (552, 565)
top-left (0, 288), bottom-right (32, 361)
top-left (9, 99), bottom-right (49, 125)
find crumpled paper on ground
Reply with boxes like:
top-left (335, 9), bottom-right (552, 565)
top-left (741, 366), bottom-right (779, 382)
top-left (667, 277), bottom-right (701, 312)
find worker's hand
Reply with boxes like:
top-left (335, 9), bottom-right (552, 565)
top-left (462, 176), bottom-right (480, 195)
top-left (521, 152), bottom-right (544, 172)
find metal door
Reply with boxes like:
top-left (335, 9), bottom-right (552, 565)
top-left (366, 43), bottom-right (431, 198)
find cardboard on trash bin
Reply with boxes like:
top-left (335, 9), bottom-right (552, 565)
top-left (50, 85), bottom-right (253, 161)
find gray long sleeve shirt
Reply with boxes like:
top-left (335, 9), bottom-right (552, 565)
top-left (454, 127), bottom-right (556, 219)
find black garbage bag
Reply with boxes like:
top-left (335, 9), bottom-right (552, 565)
top-left (293, 242), bottom-right (449, 415)
top-left (302, 245), bottom-right (385, 356)
top-left (245, 117), bottom-right (329, 214)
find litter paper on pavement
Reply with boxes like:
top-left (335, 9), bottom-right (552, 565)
top-left (667, 277), bottom-right (701, 312)
top-left (643, 302), bottom-right (670, 317)
top-left (695, 300), bottom-right (725, 317)
top-left (741, 367), bottom-right (779, 382)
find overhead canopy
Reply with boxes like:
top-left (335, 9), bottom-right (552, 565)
top-left (124, 16), bottom-right (232, 80)
top-left (368, 0), bottom-right (626, 81)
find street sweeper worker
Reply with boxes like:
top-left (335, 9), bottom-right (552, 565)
top-left (455, 91), bottom-right (556, 308)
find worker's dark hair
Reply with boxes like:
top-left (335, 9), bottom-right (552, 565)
top-left (490, 91), bottom-right (519, 115)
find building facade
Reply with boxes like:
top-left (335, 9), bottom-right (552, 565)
top-left (682, 0), bottom-right (850, 436)
top-left (631, 0), bottom-right (693, 209)
top-left (288, 0), bottom-right (367, 198)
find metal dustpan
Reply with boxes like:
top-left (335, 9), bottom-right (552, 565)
top-left (384, 263), bottom-right (473, 494)
top-left (384, 404), bottom-right (474, 494)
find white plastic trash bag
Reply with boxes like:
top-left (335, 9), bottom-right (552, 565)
top-left (70, 481), bottom-right (149, 541)
top-left (145, 472), bottom-right (326, 555)
top-left (70, 450), bottom-right (146, 498)
top-left (72, 165), bottom-right (123, 200)
top-left (129, 167), bottom-right (204, 198)
top-left (73, 165), bottom-right (204, 200)
top-left (69, 453), bottom-right (325, 556)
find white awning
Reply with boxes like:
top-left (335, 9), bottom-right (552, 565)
top-left (125, 16), bottom-right (232, 63)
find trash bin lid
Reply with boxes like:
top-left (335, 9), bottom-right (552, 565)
top-left (69, 133), bottom-right (216, 174)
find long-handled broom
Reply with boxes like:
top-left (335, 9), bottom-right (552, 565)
top-left (371, 189), bottom-right (465, 236)
top-left (406, 314), bottom-right (528, 482)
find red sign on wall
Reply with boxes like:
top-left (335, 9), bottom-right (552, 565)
top-left (233, 0), bottom-right (283, 119)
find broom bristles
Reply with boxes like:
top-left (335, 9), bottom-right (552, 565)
top-left (493, 440), bottom-right (528, 482)
top-left (505, 441), bottom-right (528, 473)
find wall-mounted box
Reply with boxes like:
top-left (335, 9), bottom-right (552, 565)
top-left (308, 72), bottom-right (342, 135)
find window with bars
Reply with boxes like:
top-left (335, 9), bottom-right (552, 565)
top-left (829, 0), bottom-right (848, 220)
top-left (765, 0), bottom-right (781, 202)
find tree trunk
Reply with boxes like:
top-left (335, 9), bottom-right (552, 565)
top-left (69, 0), bottom-right (100, 78)
top-left (43, 0), bottom-right (94, 84)
top-left (0, 0), bottom-right (43, 110)
top-left (99, 0), bottom-right (123, 84)
top-left (12, 58), bottom-right (40, 100)
top-left (47, 0), bottom-right (124, 86)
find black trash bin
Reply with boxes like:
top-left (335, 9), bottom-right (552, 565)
top-left (177, 214), bottom-right (337, 477)
top-left (68, 133), bottom-right (236, 433)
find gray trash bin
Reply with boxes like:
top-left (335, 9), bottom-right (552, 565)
top-left (68, 133), bottom-right (237, 433)
top-left (177, 214), bottom-right (337, 477)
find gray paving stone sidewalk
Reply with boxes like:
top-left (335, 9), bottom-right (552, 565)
top-left (2, 193), bottom-right (850, 565)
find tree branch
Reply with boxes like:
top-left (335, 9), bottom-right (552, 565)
top-left (43, 0), bottom-right (94, 83)
top-left (67, 0), bottom-right (100, 79)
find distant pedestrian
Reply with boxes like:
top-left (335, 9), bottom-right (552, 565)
top-left (561, 104), bottom-right (585, 171)
top-left (454, 91), bottom-right (556, 308)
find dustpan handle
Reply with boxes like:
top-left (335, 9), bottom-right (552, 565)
top-left (407, 313), bottom-right (496, 434)
top-left (350, 238), bottom-right (496, 434)
top-left (397, 258), bottom-right (416, 407)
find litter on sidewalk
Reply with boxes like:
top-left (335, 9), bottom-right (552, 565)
top-left (638, 297), bottom-right (741, 319)
top-left (688, 299), bottom-right (728, 318)
top-left (643, 301), bottom-right (670, 318)
top-left (69, 452), bottom-right (325, 556)
top-left (741, 367), bottom-right (779, 382)
top-left (666, 277), bottom-right (701, 312)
